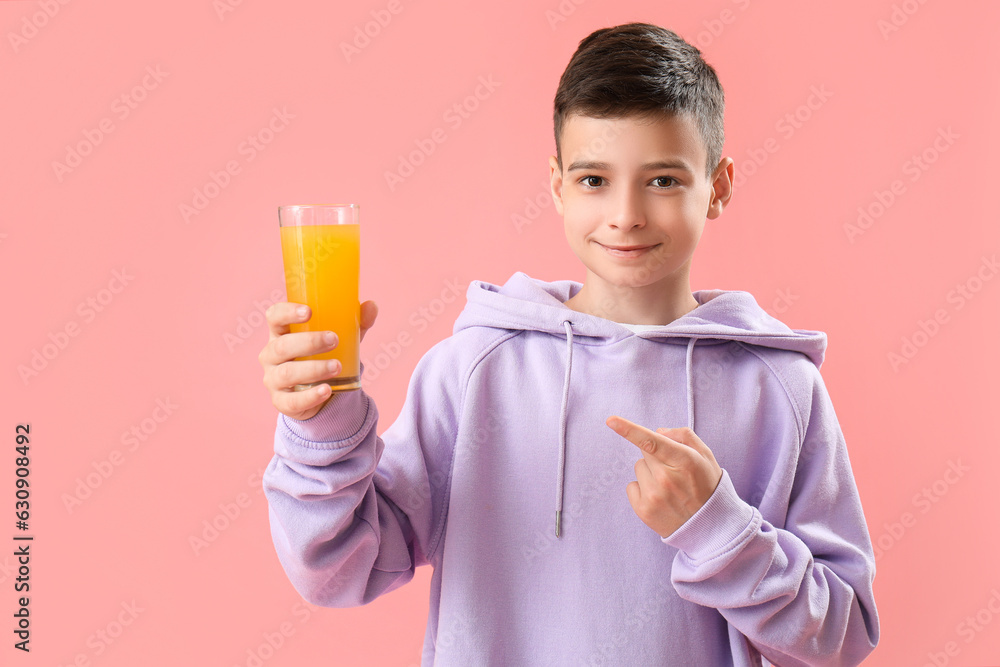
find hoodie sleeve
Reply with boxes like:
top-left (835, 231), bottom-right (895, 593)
top-left (262, 341), bottom-right (463, 607)
top-left (662, 359), bottom-right (880, 667)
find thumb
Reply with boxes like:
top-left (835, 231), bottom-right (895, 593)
top-left (360, 300), bottom-right (378, 343)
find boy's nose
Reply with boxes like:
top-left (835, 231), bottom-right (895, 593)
top-left (606, 189), bottom-right (646, 230)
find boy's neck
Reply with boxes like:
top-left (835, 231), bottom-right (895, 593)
top-left (563, 272), bottom-right (700, 326)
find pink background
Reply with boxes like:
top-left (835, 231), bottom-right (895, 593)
top-left (2, 0), bottom-right (999, 665)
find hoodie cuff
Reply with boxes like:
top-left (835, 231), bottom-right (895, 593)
top-left (661, 469), bottom-right (759, 561)
top-left (280, 387), bottom-right (370, 447)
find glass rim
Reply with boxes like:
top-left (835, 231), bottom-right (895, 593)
top-left (278, 203), bottom-right (360, 211)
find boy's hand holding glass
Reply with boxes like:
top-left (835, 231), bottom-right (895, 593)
top-left (259, 204), bottom-right (377, 421)
top-left (259, 301), bottom-right (379, 421)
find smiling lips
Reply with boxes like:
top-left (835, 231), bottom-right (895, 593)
top-left (600, 242), bottom-right (660, 258)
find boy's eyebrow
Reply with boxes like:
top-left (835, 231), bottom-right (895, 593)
top-left (566, 159), bottom-right (694, 173)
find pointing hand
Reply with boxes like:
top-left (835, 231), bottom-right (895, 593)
top-left (606, 416), bottom-right (723, 539)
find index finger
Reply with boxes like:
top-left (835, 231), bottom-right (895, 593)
top-left (606, 415), bottom-right (683, 465)
top-left (267, 302), bottom-right (311, 339)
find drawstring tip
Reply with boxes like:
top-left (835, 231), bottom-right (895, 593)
top-left (555, 510), bottom-right (562, 538)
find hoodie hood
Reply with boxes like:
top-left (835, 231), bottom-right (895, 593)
top-left (454, 271), bottom-right (827, 538)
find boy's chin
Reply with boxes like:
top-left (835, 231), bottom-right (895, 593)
top-left (582, 267), bottom-right (669, 289)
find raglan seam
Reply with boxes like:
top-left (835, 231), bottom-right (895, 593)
top-left (426, 329), bottom-right (525, 564)
top-left (735, 342), bottom-right (807, 446)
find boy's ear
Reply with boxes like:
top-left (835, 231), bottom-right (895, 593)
top-left (706, 157), bottom-right (735, 220)
top-left (548, 155), bottom-right (565, 216)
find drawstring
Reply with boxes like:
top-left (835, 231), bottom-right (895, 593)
top-left (553, 325), bottom-right (696, 538)
top-left (686, 338), bottom-right (696, 431)
top-left (555, 320), bottom-right (574, 537)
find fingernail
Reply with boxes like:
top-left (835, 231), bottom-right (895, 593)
top-left (324, 331), bottom-right (336, 345)
top-left (297, 306), bottom-right (309, 319)
top-left (327, 360), bottom-right (339, 373)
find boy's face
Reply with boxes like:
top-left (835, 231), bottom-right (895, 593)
top-left (549, 113), bottom-right (733, 294)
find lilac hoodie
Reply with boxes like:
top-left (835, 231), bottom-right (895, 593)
top-left (263, 271), bottom-right (880, 666)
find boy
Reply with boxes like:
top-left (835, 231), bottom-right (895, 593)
top-left (259, 23), bottom-right (879, 666)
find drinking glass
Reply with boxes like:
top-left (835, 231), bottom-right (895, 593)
top-left (278, 204), bottom-right (361, 392)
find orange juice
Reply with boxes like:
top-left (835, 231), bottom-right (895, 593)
top-left (280, 223), bottom-right (360, 391)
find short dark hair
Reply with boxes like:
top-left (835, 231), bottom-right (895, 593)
top-left (553, 22), bottom-right (725, 179)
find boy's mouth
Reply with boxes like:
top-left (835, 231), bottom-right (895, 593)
top-left (599, 242), bottom-right (660, 258)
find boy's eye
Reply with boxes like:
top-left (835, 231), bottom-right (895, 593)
top-left (579, 175), bottom-right (676, 188)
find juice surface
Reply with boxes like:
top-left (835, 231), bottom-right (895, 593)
top-left (280, 223), bottom-right (360, 380)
